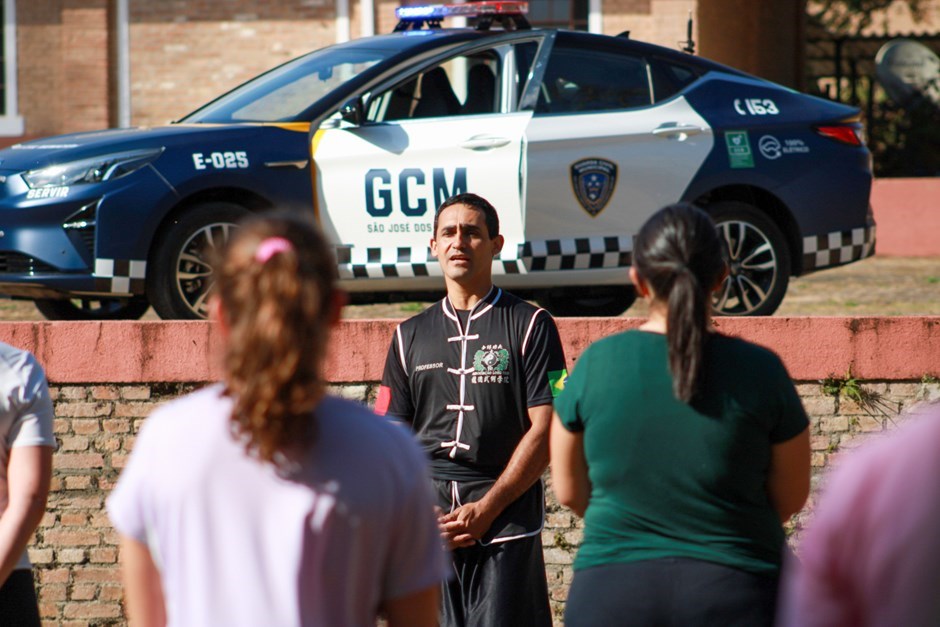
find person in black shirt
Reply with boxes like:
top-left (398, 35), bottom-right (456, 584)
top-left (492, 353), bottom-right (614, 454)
top-left (377, 193), bottom-right (567, 627)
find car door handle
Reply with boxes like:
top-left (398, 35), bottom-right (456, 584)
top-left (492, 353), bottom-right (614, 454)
top-left (651, 124), bottom-right (703, 138)
top-left (461, 136), bottom-right (512, 150)
top-left (264, 160), bottom-right (309, 169)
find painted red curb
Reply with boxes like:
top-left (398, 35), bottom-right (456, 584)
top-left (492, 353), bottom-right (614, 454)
top-left (1, 317), bottom-right (937, 383)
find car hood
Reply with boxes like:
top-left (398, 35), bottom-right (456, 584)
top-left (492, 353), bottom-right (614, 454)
top-left (0, 123), bottom-right (284, 172)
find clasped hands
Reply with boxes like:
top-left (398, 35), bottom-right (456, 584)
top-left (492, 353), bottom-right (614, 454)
top-left (436, 501), bottom-right (497, 550)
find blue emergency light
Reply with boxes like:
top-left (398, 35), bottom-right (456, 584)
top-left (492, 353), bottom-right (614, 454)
top-left (394, 1), bottom-right (530, 31)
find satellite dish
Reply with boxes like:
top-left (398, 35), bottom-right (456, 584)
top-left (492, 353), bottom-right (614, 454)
top-left (875, 39), bottom-right (940, 107)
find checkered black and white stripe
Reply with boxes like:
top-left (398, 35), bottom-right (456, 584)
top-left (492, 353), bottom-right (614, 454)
top-left (520, 236), bottom-right (632, 271)
top-left (335, 245), bottom-right (524, 279)
top-left (802, 226), bottom-right (876, 272)
top-left (93, 258), bottom-right (147, 294)
top-left (336, 245), bottom-right (441, 279)
top-left (335, 236), bottom-right (633, 279)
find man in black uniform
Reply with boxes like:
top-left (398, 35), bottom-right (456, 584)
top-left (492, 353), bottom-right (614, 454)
top-left (376, 193), bottom-right (567, 627)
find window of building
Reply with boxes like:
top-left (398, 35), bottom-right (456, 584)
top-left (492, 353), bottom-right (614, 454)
top-left (0, 0), bottom-right (23, 135)
top-left (527, 0), bottom-right (589, 30)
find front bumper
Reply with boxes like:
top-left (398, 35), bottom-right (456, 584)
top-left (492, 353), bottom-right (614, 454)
top-left (0, 167), bottom-right (172, 299)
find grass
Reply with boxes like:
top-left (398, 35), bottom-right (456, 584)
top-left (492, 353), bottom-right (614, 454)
top-left (821, 370), bottom-right (865, 404)
top-left (822, 369), bottom-right (902, 421)
top-left (400, 302), bottom-right (426, 313)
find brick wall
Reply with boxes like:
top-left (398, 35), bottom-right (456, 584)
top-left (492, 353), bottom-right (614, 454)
top-left (34, 383), bottom-right (197, 624)
top-left (29, 376), bottom-right (940, 625)
top-left (14, 0), bottom-right (340, 137)
top-left (13, 0), bottom-right (765, 138)
top-left (128, 1), bottom-right (338, 128)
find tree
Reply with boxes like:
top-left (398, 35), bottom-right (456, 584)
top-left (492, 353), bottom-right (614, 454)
top-left (809, 0), bottom-right (927, 36)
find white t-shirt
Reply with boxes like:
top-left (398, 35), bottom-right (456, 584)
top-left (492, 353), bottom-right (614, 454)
top-left (0, 342), bottom-right (56, 571)
top-left (107, 385), bottom-right (448, 627)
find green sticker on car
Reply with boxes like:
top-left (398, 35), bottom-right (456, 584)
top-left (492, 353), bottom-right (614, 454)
top-left (725, 131), bottom-right (754, 168)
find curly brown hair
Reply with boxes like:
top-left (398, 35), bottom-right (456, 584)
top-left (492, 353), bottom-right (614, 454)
top-left (214, 212), bottom-right (338, 465)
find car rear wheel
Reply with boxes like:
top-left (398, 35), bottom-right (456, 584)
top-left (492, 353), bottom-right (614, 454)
top-left (537, 286), bottom-right (637, 317)
top-left (708, 201), bottom-right (790, 316)
top-left (34, 296), bottom-right (150, 321)
top-left (147, 202), bottom-right (249, 320)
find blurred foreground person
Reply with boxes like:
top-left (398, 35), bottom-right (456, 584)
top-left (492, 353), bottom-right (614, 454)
top-left (778, 404), bottom-right (940, 626)
top-left (551, 203), bottom-right (811, 627)
top-left (108, 214), bottom-right (447, 627)
top-left (0, 342), bottom-right (55, 627)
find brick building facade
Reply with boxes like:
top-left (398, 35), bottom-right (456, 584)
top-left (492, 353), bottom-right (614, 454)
top-left (2, 0), bottom-right (807, 145)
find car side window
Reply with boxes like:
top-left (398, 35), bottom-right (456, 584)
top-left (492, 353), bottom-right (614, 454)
top-left (513, 41), bottom-right (539, 104)
top-left (535, 43), bottom-right (652, 114)
top-left (367, 51), bottom-right (501, 122)
top-left (649, 58), bottom-right (701, 102)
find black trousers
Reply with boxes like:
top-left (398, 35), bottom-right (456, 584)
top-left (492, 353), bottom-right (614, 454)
top-left (0, 570), bottom-right (41, 627)
top-left (442, 535), bottom-right (553, 627)
top-left (565, 558), bottom-right (778, 627)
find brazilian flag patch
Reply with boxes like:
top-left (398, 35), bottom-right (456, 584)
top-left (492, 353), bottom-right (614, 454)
top-left (548, 369), bottom-right (568, 398)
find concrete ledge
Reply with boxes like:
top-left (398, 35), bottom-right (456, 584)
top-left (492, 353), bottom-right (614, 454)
top-left (871, 178), bottom-right (940, 257)
top-left (2, 317), bottom-right (938, 383)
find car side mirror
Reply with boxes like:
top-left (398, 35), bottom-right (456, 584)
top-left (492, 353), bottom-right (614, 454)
top-left (340, 97), bottom-right (364, 126)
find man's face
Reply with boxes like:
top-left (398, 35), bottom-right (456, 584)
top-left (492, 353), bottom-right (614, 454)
top-left (430, 203), bottom-right (504, 287)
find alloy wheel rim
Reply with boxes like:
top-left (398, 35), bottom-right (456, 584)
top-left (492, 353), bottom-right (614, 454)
top-left (713, 220), bottom-right (778, 315)
top-left (175, 222), bottom-right (237, 318)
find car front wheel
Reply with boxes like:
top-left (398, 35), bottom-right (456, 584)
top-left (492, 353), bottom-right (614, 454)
top-left (147, 202), bottom-right (249, 320)
top-left (708, 201), bottom-right (790, 316)
top-left (34, 296), bottom-right (150, 321)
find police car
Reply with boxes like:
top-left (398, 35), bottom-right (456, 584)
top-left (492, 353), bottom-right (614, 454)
top-left (0, 1), bottom-right (874, 320)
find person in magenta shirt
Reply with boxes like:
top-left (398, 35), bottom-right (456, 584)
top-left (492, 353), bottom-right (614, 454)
top-left (778, 403), bottom-right (940, 626)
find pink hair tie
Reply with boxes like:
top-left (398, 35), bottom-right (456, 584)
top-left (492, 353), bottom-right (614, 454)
top-left (254, 237), bottom-right (293, 263)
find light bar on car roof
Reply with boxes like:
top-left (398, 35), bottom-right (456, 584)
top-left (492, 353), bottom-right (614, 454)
top-left (395, 1), bottom-right (529, 21)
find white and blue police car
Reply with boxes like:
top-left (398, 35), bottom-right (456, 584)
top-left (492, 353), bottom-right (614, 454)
top-left (0, 1), bottom-right (874, 320)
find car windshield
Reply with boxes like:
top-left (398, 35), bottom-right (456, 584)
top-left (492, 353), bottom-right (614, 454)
top-left (179, 46), bottom-right (392, 123)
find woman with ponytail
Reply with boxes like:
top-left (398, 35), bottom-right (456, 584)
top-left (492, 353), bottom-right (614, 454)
top-left (551, 204), bottom-right (810, 626)
top-left (107, 214), bottom-right (446, 627)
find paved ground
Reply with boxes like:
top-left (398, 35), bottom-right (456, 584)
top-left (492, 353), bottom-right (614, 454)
top-left (1, 256), bottom-right (937, 321)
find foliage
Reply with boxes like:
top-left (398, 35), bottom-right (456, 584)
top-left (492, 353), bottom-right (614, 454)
top-left (822, 369), bottom-right (865, 403)
top-left (870, 96), bottom-right (940, 177)
top-left (553, 532), bottom-right (574, 551)
top-left (809, 0), bottom-right (927, 36)
top-left (806, 1), bottom-right (939, 175)
top-left (821, 369), bottom-right (902, 419)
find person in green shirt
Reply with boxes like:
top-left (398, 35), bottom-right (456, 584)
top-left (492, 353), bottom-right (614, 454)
top-left (551, 203), bottom-right (810, 627)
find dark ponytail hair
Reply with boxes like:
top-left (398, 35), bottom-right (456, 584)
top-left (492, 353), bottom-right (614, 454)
top-left (215, 212), bottom-right (338, 465)
top-left (632, 203), bottom-right (727, 402)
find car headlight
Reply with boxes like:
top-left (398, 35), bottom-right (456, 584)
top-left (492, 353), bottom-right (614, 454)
top-left (22, 148), bottom-right (164, 188)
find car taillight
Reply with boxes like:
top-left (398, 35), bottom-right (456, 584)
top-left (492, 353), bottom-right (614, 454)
top-left (815, 124), bottom-right (864, 146)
